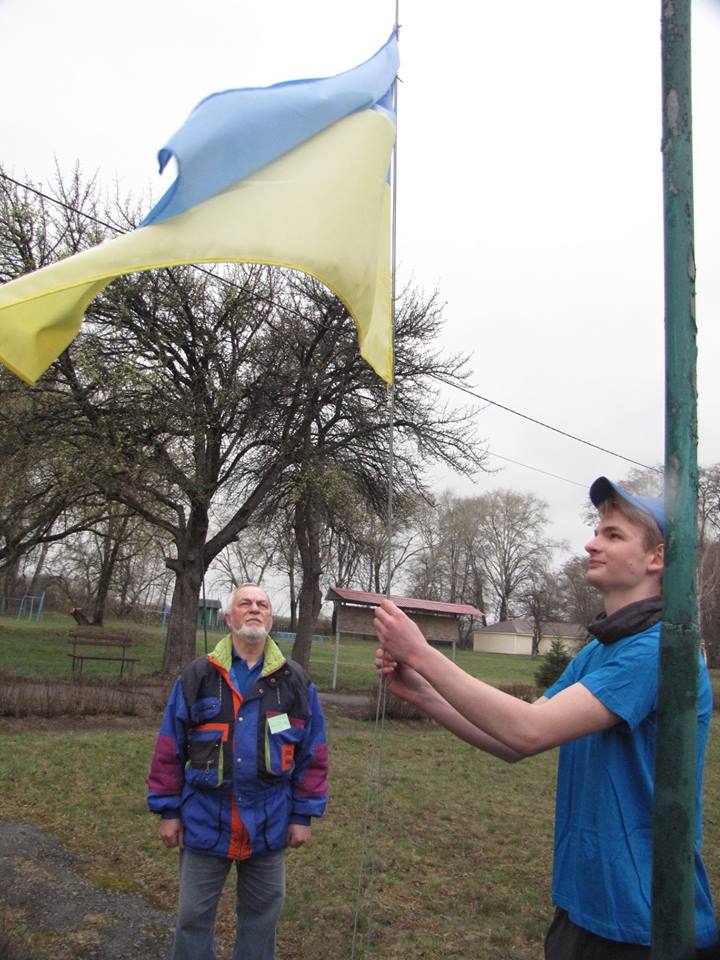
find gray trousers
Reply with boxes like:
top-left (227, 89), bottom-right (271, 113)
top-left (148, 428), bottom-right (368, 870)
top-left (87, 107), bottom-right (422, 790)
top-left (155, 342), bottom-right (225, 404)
top-left (171, 848), bottom-right (286, 960)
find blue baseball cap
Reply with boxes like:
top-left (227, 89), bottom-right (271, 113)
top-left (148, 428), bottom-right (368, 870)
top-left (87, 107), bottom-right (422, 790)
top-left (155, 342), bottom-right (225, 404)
top-left (589, 476), bottom-right (665, 535)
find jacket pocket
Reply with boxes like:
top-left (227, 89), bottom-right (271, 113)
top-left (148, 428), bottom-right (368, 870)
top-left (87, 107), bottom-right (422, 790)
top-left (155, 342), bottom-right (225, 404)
top-left (190, 697), bottom-right (221, 724)
top-left (263, 715), bottom-right (306, 778)
top-left (260, 788), bottom-right (291, 852)
top-left (181, 787), bottom-right (224, 850)
top-left (186, 726), bottom-right (227, 788)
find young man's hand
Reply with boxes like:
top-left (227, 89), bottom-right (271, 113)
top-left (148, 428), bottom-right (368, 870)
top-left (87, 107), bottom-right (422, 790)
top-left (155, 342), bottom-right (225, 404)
top-left (373, 598), bottom-right (430, 670)
top-left (375, 648), bottom-right (433, 706)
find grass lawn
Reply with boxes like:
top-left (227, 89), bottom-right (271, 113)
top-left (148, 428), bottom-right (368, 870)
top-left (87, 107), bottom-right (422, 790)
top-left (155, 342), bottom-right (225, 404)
top-left (5, 611), bottom-right (718, 695)
top-left (0, 710), bottom-right (719, 959)
top-left (0, 613), bottom-right (543, 691)
top-left (1, 612), bottom-right (720, 957)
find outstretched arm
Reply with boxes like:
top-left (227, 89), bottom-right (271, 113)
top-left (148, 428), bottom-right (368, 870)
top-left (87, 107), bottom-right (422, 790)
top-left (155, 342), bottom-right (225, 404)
top-left (374, 600), bottom-right (618, 758)
top-left (376, 649), bottom-right (525, 762)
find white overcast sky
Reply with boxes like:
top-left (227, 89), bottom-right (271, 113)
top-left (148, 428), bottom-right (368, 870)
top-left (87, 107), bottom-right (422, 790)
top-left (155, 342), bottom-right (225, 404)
top-left (1, 0), bottom-right (719, 564)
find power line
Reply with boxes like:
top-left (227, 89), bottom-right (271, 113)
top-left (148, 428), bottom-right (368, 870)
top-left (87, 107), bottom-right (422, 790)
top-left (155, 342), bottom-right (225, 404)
top-left (0, 171), bottom-right (254, 294)
top-left (0, 172), bottom-right (122, 233)
top-left (486, 452), bottom-right (587, 488)
top-left (429, 372), bottom-right (661, 473)
top-left (0, 171), bottom-right (311, 320)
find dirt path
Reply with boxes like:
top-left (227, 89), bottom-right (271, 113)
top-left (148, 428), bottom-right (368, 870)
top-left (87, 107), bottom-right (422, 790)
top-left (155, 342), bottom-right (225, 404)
top-left (0, 822), bottom-right (174, 960)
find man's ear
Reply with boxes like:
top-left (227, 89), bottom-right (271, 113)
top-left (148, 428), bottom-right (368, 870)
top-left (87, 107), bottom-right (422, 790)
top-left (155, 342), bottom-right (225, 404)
top-left (648, 542), bottom-right (664, 574)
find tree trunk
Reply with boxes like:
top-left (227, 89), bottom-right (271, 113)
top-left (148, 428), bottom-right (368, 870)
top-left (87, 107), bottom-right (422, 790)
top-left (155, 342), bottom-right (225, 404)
top-left (372, 557), bottom-right (382, 594)
top-left (27, 541), bottom-right (51, 596)
top-left (1, 552), bottom-right (22, 600)
top-left (162, 508), bottom-right (209, 675)
top-left (163, 564), bottom-right (204, 674)
top-left (118, 571), bottom-right (132, 618)
top-left (291, 493), bottom-right (323, 671)
top-left (288, 560), bottom-right (297, 631)
top-left (92, 515), bottom-right (129, 625)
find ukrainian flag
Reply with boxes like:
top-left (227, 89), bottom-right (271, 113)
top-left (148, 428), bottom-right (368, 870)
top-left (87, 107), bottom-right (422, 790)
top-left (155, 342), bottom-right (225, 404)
top-left (0, 34), bottom-right (399, 384)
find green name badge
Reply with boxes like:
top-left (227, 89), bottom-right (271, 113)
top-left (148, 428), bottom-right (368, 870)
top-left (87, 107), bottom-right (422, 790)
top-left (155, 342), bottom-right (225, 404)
top-left (268, 713), bottom-right (291, 734)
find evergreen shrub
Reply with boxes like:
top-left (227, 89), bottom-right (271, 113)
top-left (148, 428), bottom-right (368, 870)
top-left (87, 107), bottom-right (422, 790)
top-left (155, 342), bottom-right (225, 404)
top-left (534, 639), bottom-right (572, 690)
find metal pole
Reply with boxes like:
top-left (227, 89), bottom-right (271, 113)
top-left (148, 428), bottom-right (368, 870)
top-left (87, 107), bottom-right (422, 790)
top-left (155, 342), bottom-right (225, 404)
top-left (652, 1), bottom-right (698, 956)
top-left (332, 613), bottom-right (340, 690)
top-left (384, 11), bottom-right (399, 601)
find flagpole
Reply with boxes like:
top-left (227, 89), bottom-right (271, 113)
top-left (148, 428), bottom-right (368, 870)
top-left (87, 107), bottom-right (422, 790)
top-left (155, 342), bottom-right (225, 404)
top-left (385, 4), bottom-right (400, 599)
top-left (652, 0), bottom-right (698, 955)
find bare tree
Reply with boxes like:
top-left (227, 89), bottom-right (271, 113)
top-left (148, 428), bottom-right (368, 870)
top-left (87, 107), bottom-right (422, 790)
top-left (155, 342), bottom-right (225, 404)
top-left (556, 554), bottom-right (603, 628)
top-left (473, 490), bottom-right (558, 621)
top-left (1, 169), bottom-right (489, 673)
top-left (518, 570), bottom-right (566, 656)
top-left (698, 466), bottom-right (720, 664)
top-left (213, 517), bottom-right (280, 594)
top-left (1, 170), bottom-right (329, 670)
top-left (0, 371), bottom-right (107, 597)
top-left (252, 276), bottom-right (490, 669)
top-left (406, 494), bottom-right (489, 615)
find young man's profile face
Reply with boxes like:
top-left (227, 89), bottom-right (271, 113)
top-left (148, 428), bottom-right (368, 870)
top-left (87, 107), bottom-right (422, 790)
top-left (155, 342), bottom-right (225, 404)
top-left (584, 507), bottom-right (664, 597)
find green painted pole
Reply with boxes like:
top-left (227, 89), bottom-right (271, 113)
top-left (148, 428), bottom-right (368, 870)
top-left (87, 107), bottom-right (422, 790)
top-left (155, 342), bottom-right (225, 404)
top-left (652, 0), bottom-right (698, 957)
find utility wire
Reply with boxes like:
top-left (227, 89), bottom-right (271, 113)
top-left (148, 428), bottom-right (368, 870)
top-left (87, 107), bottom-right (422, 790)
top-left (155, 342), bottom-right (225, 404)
top-left (428, 373), bottom-right (662, 473)
top-left (0, 171), bottom-right (312, 321)
top-left (486, 452), bottom-right (587, 488)
top-left (1, 172), bottom-right (120, 232)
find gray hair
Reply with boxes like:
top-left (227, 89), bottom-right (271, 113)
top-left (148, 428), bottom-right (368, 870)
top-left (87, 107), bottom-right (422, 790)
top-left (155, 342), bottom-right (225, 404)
top-left (222, 583), bottom-right (271, 616)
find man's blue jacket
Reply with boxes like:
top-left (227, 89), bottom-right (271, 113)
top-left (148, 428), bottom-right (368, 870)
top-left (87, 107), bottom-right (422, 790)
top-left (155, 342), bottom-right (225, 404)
top-left (147, 635), bottom-right (328, 859)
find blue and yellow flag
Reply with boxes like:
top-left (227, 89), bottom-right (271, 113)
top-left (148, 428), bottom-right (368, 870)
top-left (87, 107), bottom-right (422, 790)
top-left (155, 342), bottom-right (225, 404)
top-left (0, 34), bottom-right (399, 384)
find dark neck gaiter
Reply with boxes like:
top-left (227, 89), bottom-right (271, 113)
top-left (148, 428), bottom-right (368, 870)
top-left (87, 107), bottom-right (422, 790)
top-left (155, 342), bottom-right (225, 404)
top-left (588, 596), bottom-right (663, 646)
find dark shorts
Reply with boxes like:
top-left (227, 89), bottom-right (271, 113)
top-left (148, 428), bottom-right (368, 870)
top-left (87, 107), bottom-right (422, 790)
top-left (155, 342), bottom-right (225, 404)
top-left (545, 908), bottom-right (720, 960)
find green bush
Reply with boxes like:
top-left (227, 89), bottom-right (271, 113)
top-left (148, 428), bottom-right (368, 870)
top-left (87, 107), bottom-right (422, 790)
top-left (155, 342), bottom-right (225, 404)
top-left (534, 639), bottom-right (572, 690)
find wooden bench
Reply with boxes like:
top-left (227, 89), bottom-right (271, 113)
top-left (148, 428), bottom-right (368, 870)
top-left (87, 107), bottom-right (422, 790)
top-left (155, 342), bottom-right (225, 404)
top-left (68, 629), bottom-right (140, 677)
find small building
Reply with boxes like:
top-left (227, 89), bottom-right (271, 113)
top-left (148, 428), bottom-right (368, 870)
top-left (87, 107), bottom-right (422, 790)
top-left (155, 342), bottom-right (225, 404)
top-left (161, 598), bottom-right (224, 629)
top-left (325, 586), bottom-right (484, 657)
top-left (198, 598), bottom-right (223, 628)
top-left (472, 618), bottom-right (586, 656)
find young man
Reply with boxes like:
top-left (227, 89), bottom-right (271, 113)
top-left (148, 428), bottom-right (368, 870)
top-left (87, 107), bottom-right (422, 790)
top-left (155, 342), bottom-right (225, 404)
top-left (374, 477), bottom-right (718, 958)
top-left (148, 584), bottom-right (328, 960)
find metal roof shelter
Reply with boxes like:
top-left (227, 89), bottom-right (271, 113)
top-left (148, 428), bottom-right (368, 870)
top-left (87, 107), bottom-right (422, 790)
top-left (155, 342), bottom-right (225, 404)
top-left (326, 586), bottom-right (483, 619)
top-left (325, 586), bottom-right (484, 689)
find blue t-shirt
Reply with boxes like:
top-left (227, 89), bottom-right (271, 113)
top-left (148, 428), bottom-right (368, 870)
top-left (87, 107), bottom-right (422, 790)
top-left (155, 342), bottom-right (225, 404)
top-left (545, 623), bottom-right (718, 947)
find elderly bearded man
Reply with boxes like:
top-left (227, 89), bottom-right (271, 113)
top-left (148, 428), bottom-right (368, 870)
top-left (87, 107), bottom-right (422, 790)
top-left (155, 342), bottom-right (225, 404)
top-left (148, 584), bottom-right (328, 960)
top-left (374, 478), bottom-right (718, 958)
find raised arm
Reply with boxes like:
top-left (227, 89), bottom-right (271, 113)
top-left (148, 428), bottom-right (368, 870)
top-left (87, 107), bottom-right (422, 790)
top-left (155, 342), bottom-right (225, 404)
top-left (374, 600), bottom-right (619, 758)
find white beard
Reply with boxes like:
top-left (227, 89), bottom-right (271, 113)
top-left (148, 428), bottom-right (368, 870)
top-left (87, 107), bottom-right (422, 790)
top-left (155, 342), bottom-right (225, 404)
top-left (236, 624), bottom-right (269, 645)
